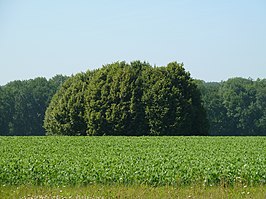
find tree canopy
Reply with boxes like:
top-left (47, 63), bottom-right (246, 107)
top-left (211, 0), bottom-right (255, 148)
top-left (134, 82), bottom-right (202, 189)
top-left (196, 78), bottom-right (266, 135)
top-left (0, 75), bottom-right (68, 136)
top-left (44, 61), bottom-right (209, 136)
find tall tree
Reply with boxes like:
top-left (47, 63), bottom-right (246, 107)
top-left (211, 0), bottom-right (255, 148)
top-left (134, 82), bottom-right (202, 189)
top-left (254, 79), bottom-right (266, 135)
top-left (220, 78), bottom-right (258, 135)
top-left (44, 73), bottom-right (90, 135)
top-left (143, 63), bottom-right (208, 135)
top-left (196, 81), bottom-right (228, 135)
top-left (85, 61), bottom-right (150, 135)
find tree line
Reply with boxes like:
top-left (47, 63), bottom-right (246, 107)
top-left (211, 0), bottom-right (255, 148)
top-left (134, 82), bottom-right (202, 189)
top-left (0, 75), bottom-right (68, 135)
top-left (0, 61), bottom-right (265, 136)
top-left (196, 78), bottom-right (266, 135)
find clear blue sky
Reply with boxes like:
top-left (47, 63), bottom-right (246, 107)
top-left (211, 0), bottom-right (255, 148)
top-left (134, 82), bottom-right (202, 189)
top-left (0, 0), bottom-right (265, 85)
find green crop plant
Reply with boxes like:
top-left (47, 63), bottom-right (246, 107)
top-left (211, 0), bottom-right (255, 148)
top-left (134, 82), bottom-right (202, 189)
top-left (0, 136), bottom-right (265, 187)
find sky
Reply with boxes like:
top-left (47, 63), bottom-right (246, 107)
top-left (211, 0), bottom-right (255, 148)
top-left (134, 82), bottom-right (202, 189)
top-left (0, 0), bottom-right (265, 85)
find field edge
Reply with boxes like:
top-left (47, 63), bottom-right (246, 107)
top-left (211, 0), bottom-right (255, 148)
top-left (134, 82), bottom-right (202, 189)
top-left (1, 184), bottom-right (265, 199)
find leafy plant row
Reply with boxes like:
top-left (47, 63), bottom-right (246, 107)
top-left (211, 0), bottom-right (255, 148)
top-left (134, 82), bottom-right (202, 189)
top-left (0, 137), bottom-right (265, 187)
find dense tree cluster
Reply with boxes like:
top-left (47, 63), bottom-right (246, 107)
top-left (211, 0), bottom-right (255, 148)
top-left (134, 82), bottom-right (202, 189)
top-left (1, 62), bottom-right (266, 136)
top-left (44, 61), bottom-right (209, 136)
top-left (196, 78), bottom-right (266, 135)
top-left (0, 75), bottom-right (68, 135)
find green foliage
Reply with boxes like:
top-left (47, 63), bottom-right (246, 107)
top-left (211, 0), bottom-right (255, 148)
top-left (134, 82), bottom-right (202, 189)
top-left (220, 78), bottom-right (257, 135)
top-left (45, 61), bottom-right (208, 136)
top-left (0, 75), bottom-right (68, 136)
top-left (0, 136), bottom-right (265, 186)
top-left (85, 61), bottom-right (150, 136)
top-left (142, 63), bottom-right (208, 135)
top-left (197, 78), bottom-right (266, 135)
top-left (255, 79), bottom-right (266, 134)
top-left (2, 61), bottom-right (266, 136)
top-left (0, 87), bottom-right (9, 134)
top-left (44, 73), bottom-right (91, 136)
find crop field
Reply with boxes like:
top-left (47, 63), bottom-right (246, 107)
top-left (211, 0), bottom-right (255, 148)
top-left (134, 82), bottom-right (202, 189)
top-left (0, 136), bottom-right (265, 188)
